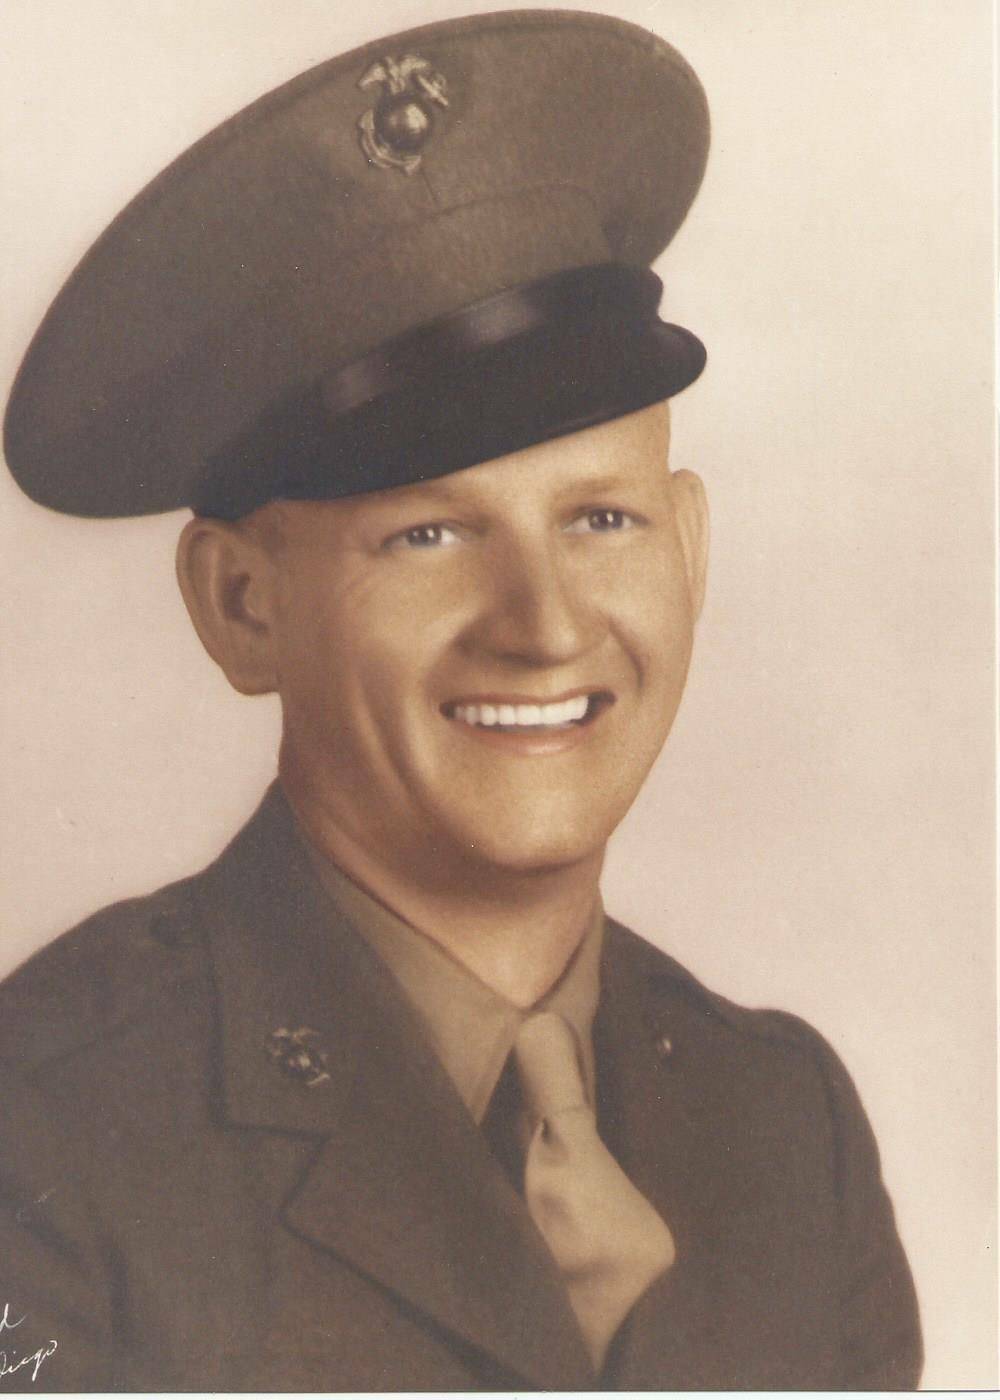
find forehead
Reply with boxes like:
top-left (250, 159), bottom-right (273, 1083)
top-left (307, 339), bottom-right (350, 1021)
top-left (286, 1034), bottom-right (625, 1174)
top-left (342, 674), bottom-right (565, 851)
top-left (260, 402), bottom-right (672, 540)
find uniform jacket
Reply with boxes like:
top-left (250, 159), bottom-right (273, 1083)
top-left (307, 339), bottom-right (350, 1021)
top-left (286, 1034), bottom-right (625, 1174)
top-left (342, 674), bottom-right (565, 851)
top-left (0, 785), bottom-right (921, 1391)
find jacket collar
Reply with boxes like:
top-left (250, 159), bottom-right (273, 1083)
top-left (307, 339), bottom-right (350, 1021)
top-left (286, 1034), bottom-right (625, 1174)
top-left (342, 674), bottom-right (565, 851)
top-left (306, 842), bottom-right (604, 1122)
top-left (196, 783), bottom-right (594, 1390)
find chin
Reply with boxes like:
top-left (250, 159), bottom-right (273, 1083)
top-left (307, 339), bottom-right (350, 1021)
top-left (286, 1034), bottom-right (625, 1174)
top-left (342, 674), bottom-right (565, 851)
top-left (453, 805), bottom-right (624, 877)
top-left (433, 756), bottom-right (657, 876)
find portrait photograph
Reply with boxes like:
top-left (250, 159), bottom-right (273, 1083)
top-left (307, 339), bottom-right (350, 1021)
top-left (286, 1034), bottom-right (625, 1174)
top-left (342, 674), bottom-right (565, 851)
top-left (0, 0), bottom-right (995, 1390)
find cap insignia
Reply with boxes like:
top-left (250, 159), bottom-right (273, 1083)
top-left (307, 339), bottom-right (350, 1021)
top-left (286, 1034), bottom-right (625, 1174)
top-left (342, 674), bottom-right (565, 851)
top-left (357, 53), bottom-right (449, 174)
top-left (267, 1026), bottom-right (330, 1088)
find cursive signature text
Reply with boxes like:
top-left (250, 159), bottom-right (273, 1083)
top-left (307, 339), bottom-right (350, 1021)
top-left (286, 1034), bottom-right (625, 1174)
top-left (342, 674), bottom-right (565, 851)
top-left (0, 1306), bottom-right (24, 1337)
top-left (0, 1308), bottom-right (57, 1384)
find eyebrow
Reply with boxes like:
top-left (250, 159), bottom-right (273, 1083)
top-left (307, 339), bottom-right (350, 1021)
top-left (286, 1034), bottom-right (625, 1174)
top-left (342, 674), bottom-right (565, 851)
top-left (551, 472), bottom-right (635, 498)
top-left (401, 470), bottom-right (638, 507)
top-left (394, 478), bottom-right (475, 507)
top-left (355, 463), bottom-right (651, 529)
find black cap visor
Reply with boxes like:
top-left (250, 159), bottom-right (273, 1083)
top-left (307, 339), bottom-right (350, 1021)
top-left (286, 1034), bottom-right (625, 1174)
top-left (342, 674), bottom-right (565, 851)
top-left (194, 264), bottom-right (705, 519)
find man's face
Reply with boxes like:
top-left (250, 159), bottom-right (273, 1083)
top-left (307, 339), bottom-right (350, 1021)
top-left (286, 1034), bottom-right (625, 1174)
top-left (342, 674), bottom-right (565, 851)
top-left (262, 402), bottom-right (705, 883)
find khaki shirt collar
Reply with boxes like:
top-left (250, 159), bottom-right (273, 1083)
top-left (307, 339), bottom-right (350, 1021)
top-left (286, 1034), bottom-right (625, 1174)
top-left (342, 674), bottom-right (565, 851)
top-left (305, 846), bottom-right (603, 1123)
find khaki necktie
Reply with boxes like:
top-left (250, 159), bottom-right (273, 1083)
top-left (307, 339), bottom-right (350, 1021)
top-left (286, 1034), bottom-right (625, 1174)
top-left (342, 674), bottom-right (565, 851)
top-left (513, 1010), bottom-right (676, 1372)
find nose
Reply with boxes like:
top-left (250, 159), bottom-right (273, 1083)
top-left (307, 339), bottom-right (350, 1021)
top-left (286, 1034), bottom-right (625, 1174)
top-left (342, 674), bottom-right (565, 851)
top-left (463, 533), bottom-right (603, 667)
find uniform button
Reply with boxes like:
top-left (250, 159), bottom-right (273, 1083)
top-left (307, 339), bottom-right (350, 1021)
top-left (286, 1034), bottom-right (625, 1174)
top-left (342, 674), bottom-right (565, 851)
top-left (655, 1033), bottom-right (674, 1061)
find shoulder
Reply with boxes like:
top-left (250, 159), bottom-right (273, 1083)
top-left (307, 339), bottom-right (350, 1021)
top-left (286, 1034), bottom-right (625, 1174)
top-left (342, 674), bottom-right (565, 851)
top-left (607, 917), bottom-right (835, 1047)
top-left (605, 918), bottom-right (874, 1142)
top-left (0, 787), bottom-right (292, 1076)
top-left (0, 873), bottom-right (210, 1074)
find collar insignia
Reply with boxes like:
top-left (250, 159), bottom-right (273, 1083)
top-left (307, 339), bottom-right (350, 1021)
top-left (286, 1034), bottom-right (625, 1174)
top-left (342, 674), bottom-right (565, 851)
top-left (268, 1026), bottom-right (331, 1088)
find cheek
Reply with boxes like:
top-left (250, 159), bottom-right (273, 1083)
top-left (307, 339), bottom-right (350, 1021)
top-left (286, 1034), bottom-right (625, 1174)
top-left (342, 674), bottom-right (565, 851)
top-left (605, 547), bottom-right (694, 678)
top-left (274, 581), bottom-right (435, 747)
top-left (271, 577), bottom-right (352, 734)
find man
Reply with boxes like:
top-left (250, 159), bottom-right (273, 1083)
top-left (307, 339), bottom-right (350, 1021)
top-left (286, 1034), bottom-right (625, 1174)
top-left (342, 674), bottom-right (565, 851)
top-left (0, 9), bottom-right (921, 1390)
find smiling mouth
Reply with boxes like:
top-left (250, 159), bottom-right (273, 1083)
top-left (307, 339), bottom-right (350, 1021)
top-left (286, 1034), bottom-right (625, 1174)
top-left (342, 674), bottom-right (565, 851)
top-left (441, 691), bottom-right (614, 730)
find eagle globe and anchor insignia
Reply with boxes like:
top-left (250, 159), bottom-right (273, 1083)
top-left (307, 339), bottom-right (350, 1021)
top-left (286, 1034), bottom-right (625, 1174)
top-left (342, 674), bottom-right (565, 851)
top-left (268, 1026), bottom-right (331, 1088)
top-left (357, 53), bottom-right (449, 173)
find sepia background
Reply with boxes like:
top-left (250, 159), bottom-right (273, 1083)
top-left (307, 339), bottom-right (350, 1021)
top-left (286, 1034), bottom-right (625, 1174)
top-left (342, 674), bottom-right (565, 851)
top-left (1, 1), bottom-right (995, 1387)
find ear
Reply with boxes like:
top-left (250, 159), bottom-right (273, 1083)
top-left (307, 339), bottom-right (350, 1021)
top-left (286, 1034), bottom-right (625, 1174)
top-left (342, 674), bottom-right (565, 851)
top-left (670, 469), bottom-right (709, 621)
top-left (175, 516), bottom-right (280, 695)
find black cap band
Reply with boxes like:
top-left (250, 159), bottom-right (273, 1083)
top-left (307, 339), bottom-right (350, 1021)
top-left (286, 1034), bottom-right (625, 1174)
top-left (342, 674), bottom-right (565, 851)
top-left (193, 263), bottom-right (706, 519)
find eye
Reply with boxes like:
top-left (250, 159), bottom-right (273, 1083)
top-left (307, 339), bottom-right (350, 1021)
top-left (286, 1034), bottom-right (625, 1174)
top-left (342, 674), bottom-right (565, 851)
top-left (386, 521), bottom-right (462, 550)
top-left (563, 508), bottom-right (642, 535)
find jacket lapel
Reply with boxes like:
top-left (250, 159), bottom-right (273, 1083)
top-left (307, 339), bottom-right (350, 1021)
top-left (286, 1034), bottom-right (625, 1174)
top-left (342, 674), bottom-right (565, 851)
top-left (596, 922), bottom-right (727, 1389)
top-left (196, 785), bottom-right (593, 1390)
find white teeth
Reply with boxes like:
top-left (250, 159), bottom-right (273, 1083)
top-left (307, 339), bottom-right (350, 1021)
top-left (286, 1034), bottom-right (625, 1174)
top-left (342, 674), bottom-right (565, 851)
top-left (452, 696), bottom-right (592, 729)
